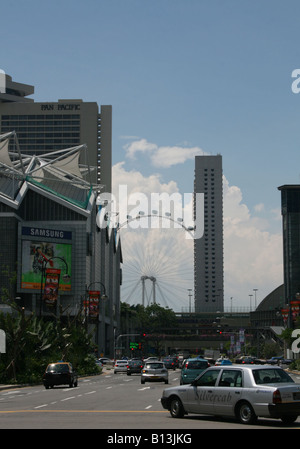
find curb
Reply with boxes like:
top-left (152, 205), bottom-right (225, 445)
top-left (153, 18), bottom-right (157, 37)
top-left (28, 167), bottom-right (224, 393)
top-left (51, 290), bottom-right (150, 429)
top-left (0, 370), bottom-right (109, 392)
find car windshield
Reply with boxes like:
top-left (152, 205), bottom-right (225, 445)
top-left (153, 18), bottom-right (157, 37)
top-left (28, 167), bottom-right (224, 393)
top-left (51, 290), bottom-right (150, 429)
top-left (146, 363), bottom-right (164, 369)
top-left (47, 363), bottom-right (69, 373)
top-left (186, 361), bottom-right (207, 369)
top-left (253, 368), bottom-right (294, 385)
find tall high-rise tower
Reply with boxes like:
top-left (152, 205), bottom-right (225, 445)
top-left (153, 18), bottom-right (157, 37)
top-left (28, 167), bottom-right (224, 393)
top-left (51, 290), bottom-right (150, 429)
top-left (278, 184), bottom-right (300, 326)
top-left (194, 155), bottom-right (224, 312)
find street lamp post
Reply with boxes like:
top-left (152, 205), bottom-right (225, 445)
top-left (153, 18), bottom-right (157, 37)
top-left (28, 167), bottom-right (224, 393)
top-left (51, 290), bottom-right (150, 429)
top-left (249, 294), bottom-right (253, 312)
top-left (86, 281), bottom-right (108, 300)
top-left (187, 289), bottom-right (192, 313)
top-left (253, 288), bottom-right (258, 309)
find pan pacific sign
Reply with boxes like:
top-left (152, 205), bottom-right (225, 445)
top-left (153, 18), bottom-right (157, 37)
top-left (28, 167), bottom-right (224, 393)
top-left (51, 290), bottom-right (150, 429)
top-left (40, 103), bottom-right (81, 111)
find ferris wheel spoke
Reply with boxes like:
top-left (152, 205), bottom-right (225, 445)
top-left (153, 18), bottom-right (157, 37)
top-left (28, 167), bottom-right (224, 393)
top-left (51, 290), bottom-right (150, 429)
top-left (120, 226), bottom-right (193, 311)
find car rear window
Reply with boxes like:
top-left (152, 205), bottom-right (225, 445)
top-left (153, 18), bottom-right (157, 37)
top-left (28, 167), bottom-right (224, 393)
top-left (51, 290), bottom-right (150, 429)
top-left (47, 363), bottom-right (69, 373)
top-left (253, 368), bottom-right (294, 385)
top-left (186, 361), bottom-right (208, 369)
top-left (146, 363), bottom-right (164, 369)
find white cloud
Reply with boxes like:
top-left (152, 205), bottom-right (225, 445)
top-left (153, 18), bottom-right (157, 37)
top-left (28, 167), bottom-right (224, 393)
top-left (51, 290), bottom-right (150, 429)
top-left (123, 138), bottom-right (206, 168)
top-left (254, 203), bottom-right (265, 212)
top-left (113, 161), bottom-right (283, 312)
top-left (151, 145), bottom-right (205, 168)
top-left (124, 138), bottom-right (158, 160)
top-left (223, 177), bottom-right (283, 309)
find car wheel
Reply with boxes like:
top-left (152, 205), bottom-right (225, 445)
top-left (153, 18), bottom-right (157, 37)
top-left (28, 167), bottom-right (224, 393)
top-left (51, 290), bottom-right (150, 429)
top-left (141, 379), bottom-right (145, 384)
top-left (170, 397), bottom-right (185, 418)
top-left (74, 380), bottom-right (78, 387)
top-left (281, 415), bottom-right (298, 424)
top-left (44, 385), bottom-right (49, 389)
top-left (236, 401), bottom-right (257, 425)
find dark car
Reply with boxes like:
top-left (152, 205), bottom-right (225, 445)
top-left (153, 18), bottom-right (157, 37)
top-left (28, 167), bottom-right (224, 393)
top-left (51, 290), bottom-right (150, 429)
top-left (162, 357), bottom-right (176, 370)
top-left (241, 357), bottom-right (255, 364)
top-left (127, 359), bottom-right (144, 375)
top-left (180, 358), bottom-right (210, 384)
top-left (43, 362), bottom-right (78, 389)
top-left (267, 356), bottom-right (292, 365)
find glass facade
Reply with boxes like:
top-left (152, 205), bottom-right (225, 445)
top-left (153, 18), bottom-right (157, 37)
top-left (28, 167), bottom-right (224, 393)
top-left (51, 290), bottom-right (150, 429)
top-left (279, 185), bottom-right (300, 304)
top-left (1, 114), bottom-right (80, 154)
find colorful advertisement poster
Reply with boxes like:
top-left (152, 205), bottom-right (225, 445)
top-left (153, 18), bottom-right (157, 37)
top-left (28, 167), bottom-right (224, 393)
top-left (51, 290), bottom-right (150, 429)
top-left (84, 291), bottom-right (100, 318)
top-left (21, 240), bottom-right (71, 291)
top-left (43, 268), bottom-right (61, 306)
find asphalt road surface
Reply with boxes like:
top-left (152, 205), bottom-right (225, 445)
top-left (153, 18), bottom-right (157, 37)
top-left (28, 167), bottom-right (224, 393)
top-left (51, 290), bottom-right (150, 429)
top-left (0, 369), bottom-right (300, 430)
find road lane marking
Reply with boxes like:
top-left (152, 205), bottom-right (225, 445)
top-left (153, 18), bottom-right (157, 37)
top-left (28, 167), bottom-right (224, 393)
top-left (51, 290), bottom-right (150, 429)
top-left (145, 405), bottom-right (152, 409)
top-left (138, 387), bottom-right (150, 391)
top-left (2, 391), bottom-right (21, 395)
top-left (34, 404), bottom-right (48, 409)
top-left (0, 410), bottom-right (167, 414)
top-left (61, 396), bottom-right (76, 401)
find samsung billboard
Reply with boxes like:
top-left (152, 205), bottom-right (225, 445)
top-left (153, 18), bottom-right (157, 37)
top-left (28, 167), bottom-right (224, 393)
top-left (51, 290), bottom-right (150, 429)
top-left (19, 226), bottom-right (72, 293)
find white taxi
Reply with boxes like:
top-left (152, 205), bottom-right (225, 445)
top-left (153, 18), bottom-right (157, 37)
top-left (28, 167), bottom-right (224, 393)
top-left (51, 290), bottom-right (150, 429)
top-left (161, 365), bottom-right (300, 425)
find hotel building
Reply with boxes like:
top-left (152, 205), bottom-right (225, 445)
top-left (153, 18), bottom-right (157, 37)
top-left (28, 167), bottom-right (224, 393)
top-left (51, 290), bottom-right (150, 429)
top-left (0, 73), bottom-right (112, 192)
top-left (194, 155), bottom-right (224, 312)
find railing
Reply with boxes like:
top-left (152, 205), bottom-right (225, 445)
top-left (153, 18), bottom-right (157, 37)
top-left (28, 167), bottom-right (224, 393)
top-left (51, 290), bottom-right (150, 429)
top-left (180, 306), bottom-right (252, 314)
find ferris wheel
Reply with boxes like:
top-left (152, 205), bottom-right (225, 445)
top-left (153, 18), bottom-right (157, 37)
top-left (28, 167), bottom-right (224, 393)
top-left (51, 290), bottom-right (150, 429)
top-left (119, 213), bottom-right (194, 312)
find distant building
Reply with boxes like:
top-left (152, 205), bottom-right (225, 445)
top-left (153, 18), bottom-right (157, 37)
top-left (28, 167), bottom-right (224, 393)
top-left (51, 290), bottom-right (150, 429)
top-left (278, 185), bottom-right (300, 327)
top-left (194, 155), bottom-right (224, 312)
top-left (0, 73), bottom-right (112, 192)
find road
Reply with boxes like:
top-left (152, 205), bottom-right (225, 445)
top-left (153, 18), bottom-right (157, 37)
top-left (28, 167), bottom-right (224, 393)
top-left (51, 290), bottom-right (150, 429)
top-left (0, 369), bottom-right (300, 430)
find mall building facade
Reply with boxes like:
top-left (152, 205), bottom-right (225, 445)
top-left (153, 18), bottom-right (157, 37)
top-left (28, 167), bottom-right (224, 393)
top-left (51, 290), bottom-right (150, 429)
top-left (0, 73), bottom-right (121, 357)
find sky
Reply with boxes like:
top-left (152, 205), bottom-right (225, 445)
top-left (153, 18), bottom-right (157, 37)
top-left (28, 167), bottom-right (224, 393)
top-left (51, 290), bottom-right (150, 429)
top-left (2, 0), bottom-right (300, 311)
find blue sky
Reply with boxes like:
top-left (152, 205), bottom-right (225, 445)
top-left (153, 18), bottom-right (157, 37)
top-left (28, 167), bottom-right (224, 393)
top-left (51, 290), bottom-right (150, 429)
top-left (2, 0), bottom-right (300, 310)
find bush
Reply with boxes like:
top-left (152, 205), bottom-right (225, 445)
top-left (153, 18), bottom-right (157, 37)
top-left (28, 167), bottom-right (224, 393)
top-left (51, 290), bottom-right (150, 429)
top-left (0, 307), bottom-right (103, 384)
top-left (289, 359), bottom-right (300, 371)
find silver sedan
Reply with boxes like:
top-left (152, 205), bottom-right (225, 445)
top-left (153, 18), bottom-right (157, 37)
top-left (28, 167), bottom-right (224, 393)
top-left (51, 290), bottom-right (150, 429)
top-left (113, 360), bottom-right (128, 374)
top-left (161, 365), bottom-right (300, 425)
top-left (141, 361), bottom-right (168, 384)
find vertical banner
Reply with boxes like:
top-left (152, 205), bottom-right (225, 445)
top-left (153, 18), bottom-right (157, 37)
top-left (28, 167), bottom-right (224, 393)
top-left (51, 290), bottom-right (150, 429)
top-left (239, 329), bottom-right (245, 344)
top-left (84, 291), bottom-right (100, 318)
top-left (281, 308), bottom-right (289, 325)
top-left (43, 268), bottom-right (61, 306)
top-left (290, 300), bottom-right (300, 321)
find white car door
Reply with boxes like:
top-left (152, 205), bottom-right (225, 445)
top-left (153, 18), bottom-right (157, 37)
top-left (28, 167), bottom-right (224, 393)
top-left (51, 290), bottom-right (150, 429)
top-left (211, 369), bottom-right (243, 417)
top-left (187, 369), bottom-right (220, 415)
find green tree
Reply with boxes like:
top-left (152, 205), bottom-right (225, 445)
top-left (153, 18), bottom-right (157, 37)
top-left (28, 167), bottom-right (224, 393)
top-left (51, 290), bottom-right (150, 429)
top-left (120, 302), bottom-right (178, 356)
